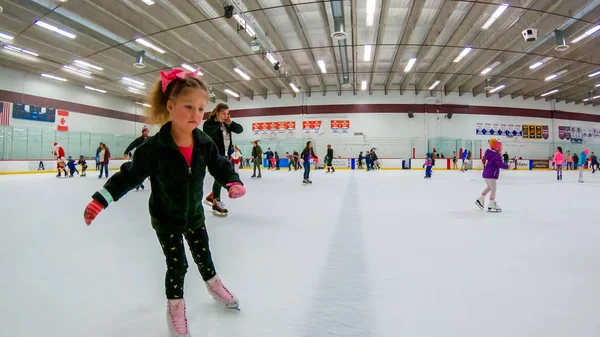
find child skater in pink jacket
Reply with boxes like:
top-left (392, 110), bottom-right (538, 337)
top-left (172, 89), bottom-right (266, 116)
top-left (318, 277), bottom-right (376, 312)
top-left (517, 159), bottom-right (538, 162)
top-left (553, 146), bottom-right (564, 181)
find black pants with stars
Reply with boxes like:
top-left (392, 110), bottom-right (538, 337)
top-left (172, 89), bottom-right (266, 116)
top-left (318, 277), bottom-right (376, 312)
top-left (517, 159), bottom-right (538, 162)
top-left (156, 225), bottom-right (217, 299)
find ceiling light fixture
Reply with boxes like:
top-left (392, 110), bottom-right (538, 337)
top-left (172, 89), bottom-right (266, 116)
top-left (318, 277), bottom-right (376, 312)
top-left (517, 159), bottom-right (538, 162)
top-left (364, 45), bottom-right (372, 62)
top-left (224, 89), bottom-right (240, 98)
top-left (3, 45), bottom-right (38, 57)
top-left (84, 86), bottom-right (107, 94)
top-left (181, 63), bottom-right (203, 75)
top-left (265, 52), bottom-right (278, 65)
top-left (453, 47), bottom-right (472, 63)
top-left (233, 67), bottom-right (251, 80)
top-left (141, 0), bottom-right (155, 4)
top-left (540, 89), bottom-right (559, 97)
top-left (366, 0), bottom-right (376, 27)
top-left (481, 3), bottom-right (509, 30)
top-left (404, 58), bottom-right (417, 73)
top-left (135, 102), bottom-right (152, 107)
top-left (428, 80), bottom-right (440, 90)
top-left (571, 25), bottom-right (600, 43)
top-left (62, 65), bottom-right (92, 77)
top-left (41, 73), bottom-right (67, 82)
top-left (488, 84), bottom-right (506, 93)
top-left (317, 60), bottom-right (327, 73)
top-left (529, 57), bottom-right (552, 70)
top-left (135, 38), bottom-right (166, 54)
top-left (290, 83), bottom-right (300, 93)
top-left (122, 77), bottom-right (145, 87)
top-left (481, 61), bottom-right (501, 75)
top-left (595, 83), bottom-right (600, 88)
top-left (73, 59), bottom-right (103, 71)
top-left (545, 69), bottom-right (568, 81)
top-left (34, 21), bottom-right (76, 39)
top-left (361, 80), bottom-right (367, 91)
top-left (233, 14), bottom-right (256, 37)
top-left (128, 87), bottom-right (147, 95)
top-left (0, 32), bottom-right (14, 40)
top-left (588, 70), bottom-right (600, 78)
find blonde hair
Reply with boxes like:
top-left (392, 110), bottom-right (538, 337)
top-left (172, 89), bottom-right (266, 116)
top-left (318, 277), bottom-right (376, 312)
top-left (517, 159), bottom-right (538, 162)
top-left (209, 103), bottom-right (229, 119)
top-left (147, 74), bottom-right (209, 125)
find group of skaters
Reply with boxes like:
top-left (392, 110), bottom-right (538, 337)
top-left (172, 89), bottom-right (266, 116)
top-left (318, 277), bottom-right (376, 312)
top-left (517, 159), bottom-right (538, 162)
top-left (357, 149), bottom-right (380, 170)
top-left (51, 142), bottom-right (89, 178)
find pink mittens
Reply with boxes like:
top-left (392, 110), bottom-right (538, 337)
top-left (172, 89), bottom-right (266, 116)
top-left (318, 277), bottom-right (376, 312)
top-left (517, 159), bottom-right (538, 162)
top-left (226, 182), bottom-right (246, 199)
top-left (84, 200), bottom-right (104, 226)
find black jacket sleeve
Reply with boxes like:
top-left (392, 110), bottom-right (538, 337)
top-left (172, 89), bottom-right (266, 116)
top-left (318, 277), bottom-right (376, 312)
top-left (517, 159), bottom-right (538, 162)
top-left (92, 144), bottom-right (152, 207)
top-left (205, 141), bottom-right (242, 189)
top-left (227, 121), bottom-right (243, 134)
top-left (124, 136), bottom-right (145, 155)
top-left (202, 117), bottom-right (220, 141)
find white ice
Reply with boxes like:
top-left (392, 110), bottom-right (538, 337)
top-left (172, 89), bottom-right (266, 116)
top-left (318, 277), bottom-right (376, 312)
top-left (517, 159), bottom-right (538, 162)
top-left (0, 168), bottom-right (599, 337)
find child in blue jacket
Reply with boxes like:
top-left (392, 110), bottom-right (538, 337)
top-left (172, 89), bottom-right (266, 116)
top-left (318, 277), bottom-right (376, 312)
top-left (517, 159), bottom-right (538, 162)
top-left (423, 153), bottom-right (432, 178)
top-left (578, 148), bottom-right (589, 183)
top-left (66, 156), bottom-right (79, 177)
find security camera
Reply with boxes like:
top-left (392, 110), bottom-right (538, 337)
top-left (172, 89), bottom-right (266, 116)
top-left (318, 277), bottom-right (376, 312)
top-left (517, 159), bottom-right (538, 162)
top-left (224, 5), bottom-right (234, 19)
top-left (522, 28), bottom-right (538, 42)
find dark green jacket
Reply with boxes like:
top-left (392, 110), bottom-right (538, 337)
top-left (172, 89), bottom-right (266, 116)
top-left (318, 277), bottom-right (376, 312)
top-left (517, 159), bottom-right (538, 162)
top-left (251, 145), bottom-right (263, 159)
top-left (202, 116), bottom-right (243, 156)
top-left (92, 122), bottom-right (242, 234)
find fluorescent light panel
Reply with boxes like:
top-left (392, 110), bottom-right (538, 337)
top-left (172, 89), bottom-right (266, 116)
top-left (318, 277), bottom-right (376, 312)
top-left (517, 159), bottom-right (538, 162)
top-left (481, 3), bottom-right (509, 30)
top-left (122, 77), bottom-right (145, 87)
top-left (404, 58), bottom-right (417, 72)
top-left (481, 61), bottom-right (501, 75)
top-left (364, 45), bottom-right (372, 62)
top-left (265, 53), bottom-right (277, 65)
top-left (595, 83), bottom-right (600, 88)
top-left (180, 63), bottom-right (203, 75)
top-left (141, 0), bottom-right (155, 4)
top-left (571, 25), bottom-right (600, 43)
top-left (74, 60), bottom-right (103, 71)
top-left (290, 83), bottom-right (300, 93)
top-left (588, 70), bottom-right (600, 78)
top-left (233, 14), bottom-right (256, 37)
top-left (529, 61), bottom-right (543, 69)
top-left (233, 67), bottom-right (251, 80)
top-left (366, 0), bottom-right (376, 27)
top-left (135, 38), bottom-right (166, 54)
top-left (128, 87), bottom-right (146, 95)
top-left (540, 89), bottom-right (559, 97)
top-left (453, 47), bottom-right (472, 63)
top-left (488, 84), bottom-right (506, 93)
top-left (0, 32), bottom-right (14, 40)
top-left (62, 65), bottom-right (92, 77)
top-left (317, 60), bottom-right (327, 73)
top-left (84, 86), bottom-right (107, 94)
top-left (428, 80), bottom-right (440, 90)
top-left (41, 73), bottom-right (67, 82)
top-left (545, 69), bottom-right (567, 81)
top-left (35, 21), bottom-right (76, 39)
top-left (3, 45), bottom-right (38, 57)
top-left (136, 102), bottom-right (152, 107)
top-left (361, 80), bottom-right (367, 91)
top-left (224, 89), bottom-right (239, 97)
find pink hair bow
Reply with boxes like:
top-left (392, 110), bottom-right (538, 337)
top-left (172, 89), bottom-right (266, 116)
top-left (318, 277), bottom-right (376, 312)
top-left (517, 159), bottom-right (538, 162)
top-left (160, 67), bottom-right (201, 93)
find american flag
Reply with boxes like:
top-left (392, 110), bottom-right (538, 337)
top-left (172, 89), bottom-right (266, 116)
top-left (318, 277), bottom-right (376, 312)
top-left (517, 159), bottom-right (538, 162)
top-left (0, 101), bottom-right (9, 126)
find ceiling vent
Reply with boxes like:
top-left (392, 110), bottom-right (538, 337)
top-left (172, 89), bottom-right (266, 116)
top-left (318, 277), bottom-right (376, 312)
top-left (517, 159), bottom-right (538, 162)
top-left (332, 31), bottom-right (347, 41)
top-left (209, 87), bottom-right (216, 98)
top-left (341, 83), bottom-right (352, 89)
top-left (484, 78), bottom-right (494, 91)
top-left (134, 50), bottom-right (146, 69)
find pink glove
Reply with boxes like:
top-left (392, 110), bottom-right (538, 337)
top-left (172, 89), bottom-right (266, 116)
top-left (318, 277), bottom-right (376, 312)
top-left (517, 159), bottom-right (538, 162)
top-left (84, 200), bottom-right (104, 226)
top-left (226, 182), bottom-right (246, 199)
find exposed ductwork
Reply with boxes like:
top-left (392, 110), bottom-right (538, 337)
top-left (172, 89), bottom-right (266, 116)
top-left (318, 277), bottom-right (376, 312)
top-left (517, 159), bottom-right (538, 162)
top-left (330, 1), bottom-right (351, 88)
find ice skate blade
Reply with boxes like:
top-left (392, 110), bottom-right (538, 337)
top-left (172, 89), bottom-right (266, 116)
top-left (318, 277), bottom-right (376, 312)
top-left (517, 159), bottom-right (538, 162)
top-left (212, 210), bottom-right (228, 217)
top-left (487, 209), bottom-right (502, 213)
top-left (203, 200), bottom-right (213, 206)
top-left (475, 201), bottom-right (484, 210)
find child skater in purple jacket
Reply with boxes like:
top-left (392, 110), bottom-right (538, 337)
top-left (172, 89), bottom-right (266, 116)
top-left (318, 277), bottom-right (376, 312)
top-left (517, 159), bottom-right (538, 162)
top-left (476, 138), bottom-right (509, 212)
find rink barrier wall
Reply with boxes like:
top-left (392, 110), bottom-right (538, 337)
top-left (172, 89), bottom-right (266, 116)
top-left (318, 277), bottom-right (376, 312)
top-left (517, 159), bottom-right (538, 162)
top-left (408, 158), bottom-right (569, 170)
top-left (0, 159), bottom-right (129, 174)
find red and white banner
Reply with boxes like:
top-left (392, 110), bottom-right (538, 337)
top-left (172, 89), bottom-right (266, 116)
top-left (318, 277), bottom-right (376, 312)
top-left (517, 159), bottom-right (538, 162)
top-left (56, 110), bottom-right (69, 132)
top-left (330, 120), bottom-right (350, 133)
top-left (252, 121), bottom-right (296, 134)
top-left (302, 120), bottom-right (322, 133)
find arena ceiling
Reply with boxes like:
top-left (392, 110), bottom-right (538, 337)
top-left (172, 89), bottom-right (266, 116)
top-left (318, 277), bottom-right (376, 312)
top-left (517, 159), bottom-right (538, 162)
top-left (0, 0), bottom-right (599, 107)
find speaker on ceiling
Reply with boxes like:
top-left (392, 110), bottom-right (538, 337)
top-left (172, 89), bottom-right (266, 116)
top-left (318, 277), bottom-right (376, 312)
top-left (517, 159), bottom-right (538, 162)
top-left (408, 111), bottom-right (414, 118)
top-left (446, 113), bottom-right (453, 119)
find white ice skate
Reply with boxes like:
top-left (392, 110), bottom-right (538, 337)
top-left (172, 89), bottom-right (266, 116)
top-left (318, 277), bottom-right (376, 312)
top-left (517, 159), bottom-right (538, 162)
top-left (166, 299), bottom-right (191, 337)
top-left (488, 200), bottom-right (501, 212)
top-left (205, 275), bottom-right (239, 310)
top-left (475, 196), bottom-right (485, 210)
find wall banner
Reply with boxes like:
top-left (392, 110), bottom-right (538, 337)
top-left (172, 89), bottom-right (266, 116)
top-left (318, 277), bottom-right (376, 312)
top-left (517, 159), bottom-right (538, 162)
top-left (303, 120), bottom-right (322, 133)
top-left (330, 120), bottom-right (350, 133)
top-left (477, 122), bottom-right (523, 136)
top-left (252, 121), bottom-right (296, 135)
top-left (12, 103), bottom-right (56, 123)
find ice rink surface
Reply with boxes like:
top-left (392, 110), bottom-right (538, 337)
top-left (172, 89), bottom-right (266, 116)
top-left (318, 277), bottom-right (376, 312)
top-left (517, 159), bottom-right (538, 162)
top-left (1, 168), bottom-right (599, 337)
